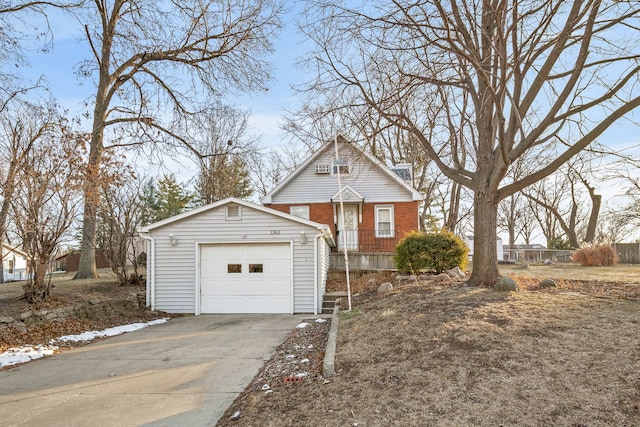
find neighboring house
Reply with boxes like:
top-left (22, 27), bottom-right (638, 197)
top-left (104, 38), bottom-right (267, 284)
top-left (54, 250), bottom-right (111, 272)
top-left (464, 235), bottom-right (504, 261)
top-left (262, 135), bottom-right (424, 253)
top-left (2, 244), bottom-right (29, 282)
top-left (139, 198), bottom-right (335, 315)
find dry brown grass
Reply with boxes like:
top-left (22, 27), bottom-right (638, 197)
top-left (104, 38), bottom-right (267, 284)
top-left (218, 274), bottom-right (640, 426)
top-left (500, 263), bottom-right (640, 283)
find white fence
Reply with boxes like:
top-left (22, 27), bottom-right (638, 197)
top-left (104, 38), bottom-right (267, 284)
top-left (503, 249), bottom-right (574, 263)
top-left (2, 271), bottom-right (32, 282)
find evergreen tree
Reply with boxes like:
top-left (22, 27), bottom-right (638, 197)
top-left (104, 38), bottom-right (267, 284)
top-left (197, 154), bottom-right (253, 204)
top-left (141, 174), bottom-right (195, 223)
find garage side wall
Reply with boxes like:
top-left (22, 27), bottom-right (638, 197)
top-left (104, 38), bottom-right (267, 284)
top-left (317, 237), bottom-right (331, 314)
top-left (149, 204), bottom-right (320, 314)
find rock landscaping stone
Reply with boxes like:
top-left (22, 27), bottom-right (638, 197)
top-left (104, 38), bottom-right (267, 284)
top-left (377, 282), bottom-right (394, 293)
top-left (367, 278), bottom-right (377, 287)
top-left (495, 277), bottom-right (519, 292)
top-left (540, 279), bottom-right (558, 288)
top-left (544, 259), bottom-right (555, 265)
top-left (395, 275), bottom-right (417, 282)
top-left (0, 316), bottom-right (15, 324)
top-left (20, 311), bottom-right (33, 320)
top-left (11, 321), bottom-right (27, 332)
top-left (417, 274), bottom-right (430, 281)
top-left (451, 266), bottom-right (466, 278)
top-left (433, 273), bottom-right (452, 283)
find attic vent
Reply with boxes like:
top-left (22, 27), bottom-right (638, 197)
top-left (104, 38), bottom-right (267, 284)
top-left (392, 163), bottom-right (412, 182)
top-left (226, 204), bottom-right (241, 220)
top-left (315, 163), bottom-right (330, 174)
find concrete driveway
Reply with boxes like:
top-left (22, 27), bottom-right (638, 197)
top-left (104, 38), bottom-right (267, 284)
top-left (0, 314), bottom-right (305, 426)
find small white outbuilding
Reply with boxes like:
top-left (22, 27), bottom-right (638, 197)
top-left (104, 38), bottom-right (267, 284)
top-left (138, 198), bottom-right (335, 315)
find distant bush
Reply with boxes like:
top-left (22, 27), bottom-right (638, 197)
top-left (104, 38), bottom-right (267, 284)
top-left (571, 244), bottom-right (618, 266)
top-left (394, 230), bottom-right (469, 274)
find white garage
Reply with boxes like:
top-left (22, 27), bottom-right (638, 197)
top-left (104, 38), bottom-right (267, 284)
top-left (139, 198), bottom-right (334, 315)
top-left (199, 243), bottom-right (292, 314)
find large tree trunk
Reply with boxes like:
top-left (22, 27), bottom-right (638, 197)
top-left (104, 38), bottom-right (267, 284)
top-left (75, 133), bottom-right (104, 279)
top-left (75, 31), bottom-right (111, 279)
top-left (444, 181), bottom-right (461, 232)
top-left (584, 188), bottom-right (601, 244)
top-left (468, 190), bottom-right (500, 286)
top-left (24, 257), bottom-right (52, 304)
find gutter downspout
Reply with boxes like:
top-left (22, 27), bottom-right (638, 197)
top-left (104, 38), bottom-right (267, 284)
top-left (139, 232), bottom-right (155, 311)
top-left (314, 231), bottom-right (321, 315)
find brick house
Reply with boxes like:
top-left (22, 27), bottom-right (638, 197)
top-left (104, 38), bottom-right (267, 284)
top-left (262, 136), bottom-right (423, 254)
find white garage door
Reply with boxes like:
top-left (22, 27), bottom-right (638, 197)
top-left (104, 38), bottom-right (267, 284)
top-left (200, 243), bottom-right (292, 313)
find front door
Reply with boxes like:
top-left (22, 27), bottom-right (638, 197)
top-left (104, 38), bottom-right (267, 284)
top-left (337, 205), bottom-right (358, 250)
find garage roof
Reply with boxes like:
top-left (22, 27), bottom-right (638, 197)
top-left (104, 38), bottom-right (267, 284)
top-left (138, 197), bottom-right (335, 245)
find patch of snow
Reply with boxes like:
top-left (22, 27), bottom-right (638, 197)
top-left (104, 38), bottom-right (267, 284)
top-left (54, 318), bottom-right (169, 343)
top-left (285, 354), bottom-right (296, 359)
top-left (295, 372), bottom-right (308, 377)
top-left (307, 344), bottom-right (313, 349)
top-left (0, 318), bottom-right (170, 369)
top-left (296, 322), bottom-right (309, 329)
top-left (315, 318), bottom-right (327, 323)
top-left (300, 358), bottom-right (309, 363)
top-left (0, 345), bottom-right (58, 368)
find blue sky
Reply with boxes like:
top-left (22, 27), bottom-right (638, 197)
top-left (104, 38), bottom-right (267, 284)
top-left (17, 4), bottom-right (639, 172)
top-left (18, 4), bottom-right (307, 155)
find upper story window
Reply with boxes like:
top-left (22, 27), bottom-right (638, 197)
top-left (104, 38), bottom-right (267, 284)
top-left (332, 157), bottom-right (350, 175)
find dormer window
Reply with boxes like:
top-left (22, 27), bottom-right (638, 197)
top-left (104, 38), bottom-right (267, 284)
top-left (332, 157), bottom-right (350, 175)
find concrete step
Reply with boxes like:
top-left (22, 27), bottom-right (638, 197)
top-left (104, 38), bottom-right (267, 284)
top-left (322, 292), bottom-right (348, 314)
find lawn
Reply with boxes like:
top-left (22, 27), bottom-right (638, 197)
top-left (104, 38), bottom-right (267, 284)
top-left (218, 265), bottom-right (640, 426)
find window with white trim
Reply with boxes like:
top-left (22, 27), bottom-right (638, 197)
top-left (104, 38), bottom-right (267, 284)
top-left (290, 205), bottom-right (310, 220)
top-left (331, 157), bottom-right (350, 175)
top-left (375, 205), bottom-right (395, 238)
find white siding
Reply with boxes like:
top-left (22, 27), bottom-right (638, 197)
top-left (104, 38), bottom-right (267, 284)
top-left (317, 237), bottom-right (331, 313)
top-left (271, 143), bottom-right (414, 204)
top-left (149, 204), bottom-right (322, 314)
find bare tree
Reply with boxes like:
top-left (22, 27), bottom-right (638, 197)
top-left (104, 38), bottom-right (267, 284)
top-left (0, 99), bottom-right (59, 283)
top-left (251, 146), bottom-right (306, 199)
top-left (97, 177), bottom-right (145, 286)
top-left (300, 0), bottom-right (640, 285)
top-left (12, 125), bottom-right (82, 303)
top-left (524, 160), bottom-right (602, 248)
top-left (74, 0), bottom-right (282, 278)
top-left (0, 1), bottom-right (80, 92)
top-left (606, 161), bottom-right (640, 238)
top-left (186, 103), bottom-right (258, 204)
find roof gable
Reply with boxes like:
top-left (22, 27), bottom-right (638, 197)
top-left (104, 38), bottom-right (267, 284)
top-left (331, 185), bottom-right (364, 202)
top-left (262, 136), bottom-right (423, 204)
top-left (138, 197), bottom-right (332, 234)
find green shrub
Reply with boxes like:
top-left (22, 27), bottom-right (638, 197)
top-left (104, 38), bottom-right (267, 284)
top-left (393, 230), bottom-right (469, 274)
top-left (571, 244), bottom-right (618, 266)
